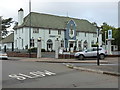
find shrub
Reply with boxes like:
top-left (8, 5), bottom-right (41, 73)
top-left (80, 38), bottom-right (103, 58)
top-left (28, 48), bottom-right (46, 52)
top-left (91, 44), bottom-right (98, 47)
top-left (41, 49), bottom-right (46, 52)
top-left (28, 47), bottom-right (37, 53)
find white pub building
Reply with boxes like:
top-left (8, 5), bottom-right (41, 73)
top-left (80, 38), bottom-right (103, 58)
top-left (14, 8), bottom-right (102, 51)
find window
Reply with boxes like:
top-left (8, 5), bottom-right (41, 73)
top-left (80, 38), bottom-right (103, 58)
top-left (22, 28), bottom-right (23, 33)
top-left (87, 49), bottom-right (93, 52)
top-left (15, 40), bottom-right (17, 47)
top-left (83, 40), bottom-right (88, 49)
top-left (85, 33), bottom-right (87, 37)
top-left (91, 40), bottom-right (94, 45)
top-left (58, 30), bottom-right (61, 35)
top-left (22, 39), bottom-right (23, 47)
top-left (78, 41), bottom-right (82, 51)
top-left (49, 29), bottom-right (51, 34)
top-left (16, 30), bottom-right (17, 34)
top-left (33, 28), bottom-right (39, 33)
top-left (30, 38), bottom-right (34, 47)
top-left (93, 33), bottom-right (97, 37)
top-left (70, 29), bottom-right (73, 35)
top-left (76, 32), bottom-right (79, 36)
top-left (93, 48), bottom-right (102, 51)
top-left (61, 40), bottom-right (64, 47)
top-left (78, 41), bottom-right (81, 48)
top-left (7, 43), bottom-right (10, 47)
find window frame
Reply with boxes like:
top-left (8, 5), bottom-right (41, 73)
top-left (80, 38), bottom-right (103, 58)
top-left (58, 30), bottom-right (61, 35)
top-left (33, 28), bottom-right (39, 33)
top-left (85, 32), bottom-right (87, 37)
top-left (49, 29), bottom-right (51, 34)
top-left (22, 39), bottom-right (23, 47)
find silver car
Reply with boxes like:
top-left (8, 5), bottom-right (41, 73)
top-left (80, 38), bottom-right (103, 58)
top-left (0, 51), bottom-right (8, 60)
top-left (75, 47), bottom-right (107, 60)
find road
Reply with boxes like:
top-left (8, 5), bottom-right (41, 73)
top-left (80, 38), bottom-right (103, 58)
top-left (2, 60), bottom-right (118, 88)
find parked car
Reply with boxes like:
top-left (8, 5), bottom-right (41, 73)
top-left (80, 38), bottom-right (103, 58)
top-left (0, 51), bottom-right (8, 60)
top-left (74, 47), bottom-right (107, 60)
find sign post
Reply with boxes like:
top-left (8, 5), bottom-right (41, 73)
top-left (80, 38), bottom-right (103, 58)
top-left (95, 25), bottom-right (101, 66)
top-left (107, 30), bottom-right (114, 55)
top-left (97, 28), bottom-right (100, 66)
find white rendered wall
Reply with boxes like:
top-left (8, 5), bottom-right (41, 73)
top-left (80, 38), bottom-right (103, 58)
top-left (14, 27), bottom-right (30, 50)
top-left (14, 27), bottom-right (102, 51)
top-left (31, 28), bottom-right (65, 51)
top-left (76, 32), bottom-right (97, 49)
top-left (0, 43), bottom-right (13, 50)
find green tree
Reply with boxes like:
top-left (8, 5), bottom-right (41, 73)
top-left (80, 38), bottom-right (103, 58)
top-left (114, 28), bottom-right (120, 50)
top-left (0, 18), bottom-right (13, 38)
top-left (101, 22), bottom-right (117, 45)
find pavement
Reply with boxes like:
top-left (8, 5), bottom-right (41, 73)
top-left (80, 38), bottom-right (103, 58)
top-left (64, 57), bottom-right (119, 77)
top-left (8, 57), bottom-right (120, 76)
top-left (19, 58), bottom-right (109, 64)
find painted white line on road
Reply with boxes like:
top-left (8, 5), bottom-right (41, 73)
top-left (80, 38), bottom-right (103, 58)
top-left (9, 70), bottom-right (56, 81)
top-left (9, 74), bottom-right (26, 80)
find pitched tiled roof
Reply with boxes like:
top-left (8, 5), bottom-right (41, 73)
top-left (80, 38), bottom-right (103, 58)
top-left (14, 12), bottom-right (97, 33)
top-left (0, 33), bottom-right (14, 43)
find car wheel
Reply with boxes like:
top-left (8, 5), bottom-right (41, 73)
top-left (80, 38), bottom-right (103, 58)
top-left (99, 54), bottom-right (105, 60)
top-left (79, 55), bottom-right (84, 60)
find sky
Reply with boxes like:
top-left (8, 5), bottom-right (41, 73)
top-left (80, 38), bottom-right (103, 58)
top-left (0, 0), bottom-right (119, 31)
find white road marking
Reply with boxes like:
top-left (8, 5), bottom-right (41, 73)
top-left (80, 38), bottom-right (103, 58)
top-left (9, 70), bottom-right (56, 81)
top-left (9, 74), bottom-right (26, 80)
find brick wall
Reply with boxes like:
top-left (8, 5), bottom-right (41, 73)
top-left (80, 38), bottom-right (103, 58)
top-left (58, 54), bottom-right (75, 59)
top-left (7, 52), bottom-right (37, 58)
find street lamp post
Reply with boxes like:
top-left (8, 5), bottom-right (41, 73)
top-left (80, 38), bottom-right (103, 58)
top-left (97, 34), bottom-right (99, 66)
top-left (94, 24), bottom-right (101, 66)
top-left (29, 0), bottom-right (31, 58)
top-left (105, 31), bottom-right (107, 50)
top-left (96, 27), bottom-right (102, 66)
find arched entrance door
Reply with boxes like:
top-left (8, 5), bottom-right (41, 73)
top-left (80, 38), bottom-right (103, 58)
top-left (47, 39), bottom-right (53, 52)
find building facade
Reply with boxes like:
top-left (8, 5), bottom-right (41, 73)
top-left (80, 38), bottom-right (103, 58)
top-left (0, 33), bottom-right (14, 51)
top-left (14, 8), bottom-right (102, 51)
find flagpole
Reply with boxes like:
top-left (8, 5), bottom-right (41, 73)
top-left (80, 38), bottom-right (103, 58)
top-left (29, 0), bottom-right (31, 58)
